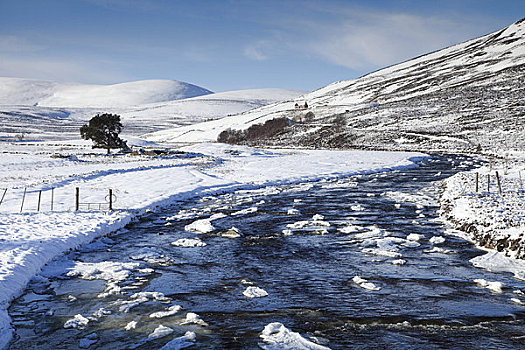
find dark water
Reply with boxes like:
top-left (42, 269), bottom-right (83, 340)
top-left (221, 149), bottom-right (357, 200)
top-left (8, 154), bottom-right (525, 349)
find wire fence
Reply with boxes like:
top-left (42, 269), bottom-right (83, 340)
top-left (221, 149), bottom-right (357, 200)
top-left (0, 187), bottom-right (117, 213)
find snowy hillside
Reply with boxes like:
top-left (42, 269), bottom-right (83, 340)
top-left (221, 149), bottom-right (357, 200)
top-left (0, 78), bottom-right (212, 108)
top-left (0, 81), bottom-right (305, 141)
top-left (145, 18), bottom-right (525, 152)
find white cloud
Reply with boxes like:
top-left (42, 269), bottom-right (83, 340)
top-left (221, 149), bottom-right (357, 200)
top-left (244, 44), bottom-right (268, 61)
top-left (0, 55), bottom-right (129, 84)
top-left (0, 35), bottom-right (43, 53)
top-left (305, 12), bottom-right (484, 70)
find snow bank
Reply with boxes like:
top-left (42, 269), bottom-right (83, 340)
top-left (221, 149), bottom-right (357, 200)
top-left (441, 158), bottom-right (525, 262)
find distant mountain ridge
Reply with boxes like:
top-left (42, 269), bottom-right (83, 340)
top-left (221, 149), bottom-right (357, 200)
top-left (145, 17), bottom-right (525, 153)
top-left (0, 78), bottom-right (212, 108)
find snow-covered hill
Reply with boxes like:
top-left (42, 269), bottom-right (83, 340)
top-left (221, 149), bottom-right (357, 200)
top-left (0, 78), bottom-right (212, 108)
top-left (0, 81), bottom-right (305, 141)
top-left (145, 18), bottom-right (525, 152)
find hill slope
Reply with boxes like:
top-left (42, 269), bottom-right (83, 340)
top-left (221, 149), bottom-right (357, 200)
top-left (0, 85), bottom-right (305, 141)
top-left (0, 78), bottom-right (212, 108)
top-left (144, 18), bottom-right (525, 152)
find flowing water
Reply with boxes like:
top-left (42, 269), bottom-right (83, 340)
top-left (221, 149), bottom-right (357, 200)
top-left (8, 154), bottom-right (525, 349)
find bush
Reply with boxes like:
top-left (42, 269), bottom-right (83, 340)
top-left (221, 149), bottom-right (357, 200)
top-left (217, 117), bottom-right (291, 144)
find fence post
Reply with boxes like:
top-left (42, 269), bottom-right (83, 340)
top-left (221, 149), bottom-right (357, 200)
top-left (108, 189), bottom-right (113, 211)
top-left (51, 187), bottom-right (54, 211)
top-left (0, 188), bottom-right (7, 207)
top-left (20, 187), bottom-right (27, 213)
top-left (75, 187), bottom-right (79, 211)
top-left (475, 172), bottom-right (478, 193)
top-left (487, 174), bottom-right (490, 193)
top-left (495, 171), bottom-right (502, 195)
top-left (519, 171), bottom-right (523, 192)
top-left (37, 190), bottom-right (42, 212)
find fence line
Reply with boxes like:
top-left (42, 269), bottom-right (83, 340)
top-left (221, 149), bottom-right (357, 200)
top-left (0, 187), bottom-right (117, 213)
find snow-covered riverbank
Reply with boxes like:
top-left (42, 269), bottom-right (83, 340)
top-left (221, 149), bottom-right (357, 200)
top-left (440, 153), bottom-right (525, 260)
top-left (0, 140), bottom-right (425, 348)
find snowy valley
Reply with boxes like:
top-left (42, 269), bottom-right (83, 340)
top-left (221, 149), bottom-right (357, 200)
top-left (0, 16), bottom-right (524, 350)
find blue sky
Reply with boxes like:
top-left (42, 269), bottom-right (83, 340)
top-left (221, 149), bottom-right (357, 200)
top-left (0, 0), bottom-right (523, 92)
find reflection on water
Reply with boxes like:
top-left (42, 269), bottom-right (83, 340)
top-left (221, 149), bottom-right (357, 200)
top-left (8, 154), bottom-right (525, 349)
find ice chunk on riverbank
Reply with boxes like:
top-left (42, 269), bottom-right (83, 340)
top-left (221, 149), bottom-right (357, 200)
top-left (64, 314), bottom-right (89, 329)
top-left (150, 304), bottom-right (182, 318)
top-left (171, 238), bottom-right (206, 247)
top-left (352, 276), bottom-right (381, 291)
top-left (259, 322), bottom-right (330, 350)
top-left (185, 219), bottom-right (214, 233)
top-left (181, 312), bottom-right (208, 326)
top-left (470, 251), bottom-right (525, 281)
top-left (474, 279), bottom-right (503, 293)
top-left (160, 331), bottom-right (196, 350)
top-left (429, 236), bottom-right (445, 244)
top-left (243, 286), bottom-right (268, 298)
top-left (231, 207), bottom-right (258, 216)
top-left (149, 325), bottom-right (174, 339)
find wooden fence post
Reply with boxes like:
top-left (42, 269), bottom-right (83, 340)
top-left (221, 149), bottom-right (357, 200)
top-left (75, 187), bottom-right (79, 211)
top-left (475, 172), bottom-right (478, 193)
top-left (487, 174), bottom-right (490, 193)
top-left (495, 171), bottom-right (502, 195)
top-left (20, 187), bottom-right (27, 213)
top-left (37, 190), bottom-right (42, 212)
top-left (51, 187), bottom-right (54, 211)
top-left (108, 189), bottom-right (113, 211)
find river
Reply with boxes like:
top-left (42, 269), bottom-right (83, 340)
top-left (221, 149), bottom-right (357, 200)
top-left (8, 154), bottom-right (525, 349)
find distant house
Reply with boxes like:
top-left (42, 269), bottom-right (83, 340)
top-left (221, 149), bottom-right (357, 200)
top-left (294, 102), bottom-right (309, 110)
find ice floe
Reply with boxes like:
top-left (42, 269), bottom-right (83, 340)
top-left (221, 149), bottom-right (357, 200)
top-left (181, 312), bottom-right (208, 326)
top-left (406, 233), bottom-right (422, 241)
top-left (66, 261), bottom-right (140, 282)
top-left (160, 331), bottom-right (196, 350)
top-left (392, 259), bottom-right (406, 265)
top-left (150, 304), bottom-right (182, 318)
top-left (64, 314), bottom-right (90, 329)
top-left (352, 276), bottom-right (381, 291)
top-left (429, 236), bottom-right (446, 245)
top-left (337, 225), bottom-right (363, 234)
top-left (171, 238), bottom-right (207, 247)
top-left (287, 208), bottom-right (300, 215)
top-left (259, 322), bottom-right (330, 350)
top-left (231, 207), bottom-right (258, 216)
top-left (474, 279), bottom-right (504, 293)
top-left (149, 325), bottom-right (174, 339)
top-left (221, 226), bottom-right (242, 238)
top-left (243, 286), bottom-right (268, 298)
top-left (185, 219), bottom-right (214, 233)
top-left (125, 320), bottom-right (137, 331)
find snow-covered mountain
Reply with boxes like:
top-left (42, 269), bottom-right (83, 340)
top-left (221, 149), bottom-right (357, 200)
top-left (145, 18), bottom-right (525, 153)
top-left (0, 78), bottom-right (212, 108)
